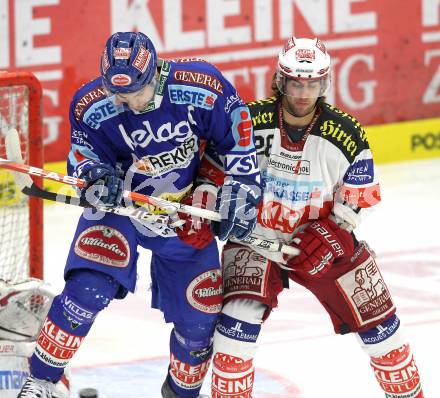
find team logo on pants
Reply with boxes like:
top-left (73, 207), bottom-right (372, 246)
top-left (186, 269), bottom-right (222, 314)
top-left (335, 247), bottom-right (395, 327)
top-left (223, 247), bottom-right (269, 299)
top-left (74, 225), bottom-right (130, 267)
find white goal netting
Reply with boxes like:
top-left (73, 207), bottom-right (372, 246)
top-left (0, 80), bottom-right (35, 283)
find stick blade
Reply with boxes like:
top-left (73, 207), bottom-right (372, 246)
top-left (5, 128), bottom-right (33, 189)
top-left (5, 128), bottom-right (24, 163)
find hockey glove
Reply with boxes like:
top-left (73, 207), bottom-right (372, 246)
top-left (284, 219), bottom-right (355, 278)
top-left (79, 163), bottom-right (123, 207)
top-left (212, 176), bottom-right (262, 241)
top-left (176, 185), bottom-right (216, 250)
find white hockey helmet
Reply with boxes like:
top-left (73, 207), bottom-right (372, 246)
top-left (276, 37), bottom-right (331, 98)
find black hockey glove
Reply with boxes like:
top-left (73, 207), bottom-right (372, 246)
top-left (212, 176), bottom-right (262, 241)
top-left (79, 163), bottom-right (123, 207)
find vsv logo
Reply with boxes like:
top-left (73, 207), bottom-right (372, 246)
top-left (224, 152), bottom-right (258, 174)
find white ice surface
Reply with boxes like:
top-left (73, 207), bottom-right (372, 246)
top-left (43, 158), bottom-right (440, 398)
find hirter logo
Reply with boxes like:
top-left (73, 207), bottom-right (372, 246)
top-left (110, 74), bottom-right (132, 86)
top-left (74, 225), bottom-right (130, 267)
top-left (186, 270), bottom-right (222, 314)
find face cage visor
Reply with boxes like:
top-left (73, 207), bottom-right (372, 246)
top-left (276, 70), bottom-right (330, 99)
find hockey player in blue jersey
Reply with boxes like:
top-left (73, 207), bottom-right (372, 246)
top-left (18, 32), bottom-right (262, 398)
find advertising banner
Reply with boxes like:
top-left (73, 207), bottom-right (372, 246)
top-left (1, 0), bottom-right (440, 162)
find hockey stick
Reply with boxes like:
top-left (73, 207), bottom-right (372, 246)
top-left (0, 131), bottom-right (182, 228)
top-left (0, 157), bottom-right (220, 221)
top-left (2, 129), bottom-right (299, 256)
top-left (0, 158), bottom-right (183, 227)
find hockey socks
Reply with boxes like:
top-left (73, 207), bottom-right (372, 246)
top-left (167, 322), bottom-right (216, 397)
top-left (30, 270), bottom-right (120, 382)
top-left (211, 300), bottom-right (265, 398)
top-left (370, 343), bottom-right (423, 398)
top-left (358, 315), bottom-right (424, 398)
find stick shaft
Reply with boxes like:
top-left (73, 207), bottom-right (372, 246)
top-left (0, 158), bottom-right (220, 220)
top-left (0, 158), bottom-right (298, 256)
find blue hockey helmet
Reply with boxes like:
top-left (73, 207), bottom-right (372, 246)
top-left (100, 32), bottom-right (157, 94)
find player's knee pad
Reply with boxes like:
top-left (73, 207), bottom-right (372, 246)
top-left (30, 270), bottom-right (121, 382)
top-left (60, 269), bottom-right (121, 327)
top-left (172, 321), bottom-right (216, 360)
top-left (356, 314), bottom-right (406, 358)
top-left (213, 298), bottom-right (265, 359)
top-left (168, 321), bottom-right (216, 396)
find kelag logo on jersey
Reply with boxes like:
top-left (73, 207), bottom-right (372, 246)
top-left (118, 118), bottom-right (195, 151)
top-left (344, 158), bottom-right (374, 185)
top-left (168, 84), bottom-right (217, 110)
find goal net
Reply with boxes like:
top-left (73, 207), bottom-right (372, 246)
top-left (0, 71), bottom-right (43, 282)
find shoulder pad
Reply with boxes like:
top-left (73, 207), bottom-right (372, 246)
top-left (72, 81), bottom-right (122, 130)
top-left (72, 79), bottom-right (107, 122)
top-left (247, 96), bottom-right (278, 107)
top-left (169, 62), bottom-right (225, 95)
top-left (169, 57), bottom-right (210, 64)
top-left (247, 97), bottom-right (278, 129)
top-left (317, 103), bottom-right (370, 161)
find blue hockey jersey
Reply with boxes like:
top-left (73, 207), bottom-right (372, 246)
top-left (67, 59), bottom-right (260, 206)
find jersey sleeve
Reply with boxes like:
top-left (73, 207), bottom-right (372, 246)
top-left (67, 87), bottom-right (117, 178)
top-left (334, 124), bottom-right (381, 227)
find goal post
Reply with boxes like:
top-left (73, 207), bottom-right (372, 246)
top-left (0, 71), bottom-right (43, 281)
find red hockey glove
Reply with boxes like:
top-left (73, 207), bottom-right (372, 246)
top-left (175, 186), bottom-right (216, 250)
top-left (284, 219), bottom-right (355, 278)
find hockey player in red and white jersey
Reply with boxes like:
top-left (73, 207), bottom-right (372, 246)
top-left (190, 37), bottom-right (425, 398)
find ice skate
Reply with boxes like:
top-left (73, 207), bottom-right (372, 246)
top-left (17, 375), bottom-right (55, 398)
top-left (161, 378), bottom-right (209, 398)
top-left (161, 378), bottom-right (177, 398)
